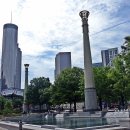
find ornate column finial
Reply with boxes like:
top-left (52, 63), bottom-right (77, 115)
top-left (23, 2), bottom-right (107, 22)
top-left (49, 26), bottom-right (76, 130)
top-left (24, 64), bottom-right (29, 68)
top-left (79, 10), bottom-right (89, 20)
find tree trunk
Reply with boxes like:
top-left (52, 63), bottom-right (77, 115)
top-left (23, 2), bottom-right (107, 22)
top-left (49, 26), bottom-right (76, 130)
top-left (73, 95), bottom-right (77, 112)
top-left (39, 104), bottom-right (42, 112)
top-left (70, 102), bottom-right (72, 112)
top-left (74, 100), bottom-right (77, 112)
top-left (121, 93), bottom-right (125, 110)
top-left (99, 97), bottom-right (102, 111)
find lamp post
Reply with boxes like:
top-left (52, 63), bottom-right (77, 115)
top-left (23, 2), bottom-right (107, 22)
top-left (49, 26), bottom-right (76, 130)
top-left (23, 64), bottom-right (29, 113)
top-left (79, 10), bottom-right (98, 111)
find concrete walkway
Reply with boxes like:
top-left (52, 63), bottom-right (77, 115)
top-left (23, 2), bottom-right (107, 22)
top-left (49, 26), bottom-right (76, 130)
top-left (0, 121), bottom-right (49, 130)
top-left (0, 121), bottom-right (130, 130)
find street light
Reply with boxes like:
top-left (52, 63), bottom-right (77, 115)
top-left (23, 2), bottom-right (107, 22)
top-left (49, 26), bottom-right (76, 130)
top-left (23, 64), bottom-right (29, 113)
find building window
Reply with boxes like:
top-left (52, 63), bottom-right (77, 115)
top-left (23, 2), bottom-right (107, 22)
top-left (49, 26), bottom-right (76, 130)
top-left (115, 50), bottom-right (118, 54)
top-left (109, 50), bottom-right (112, 55)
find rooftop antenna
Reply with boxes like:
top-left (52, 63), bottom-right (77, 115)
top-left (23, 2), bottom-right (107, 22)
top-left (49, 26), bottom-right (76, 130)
top-left (10, 11), bottom-right (12, 23)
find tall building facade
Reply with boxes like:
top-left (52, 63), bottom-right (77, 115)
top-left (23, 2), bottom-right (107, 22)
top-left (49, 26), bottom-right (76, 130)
top-left (1, 23), bottom-right (22, 92)
top-left (92, 62), bottom-right (102, 67)
top-left (55, 52), bottom-right (71, 79)
top-left (101, 48), bottom-right (118, 67)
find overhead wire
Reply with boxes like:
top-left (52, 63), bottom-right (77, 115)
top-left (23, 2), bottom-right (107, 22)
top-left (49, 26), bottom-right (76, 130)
top-left (90, 20), bottom-right (130, 36)
top-left (82, 1), bottom-right (130, 37)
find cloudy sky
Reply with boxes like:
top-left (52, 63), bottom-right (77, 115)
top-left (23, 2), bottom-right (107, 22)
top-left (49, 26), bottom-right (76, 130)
top-left (0, 0), bottom-right (130, 88)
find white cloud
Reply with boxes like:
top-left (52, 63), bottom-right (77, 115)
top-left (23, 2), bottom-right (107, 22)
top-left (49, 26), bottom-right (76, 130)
top-left (0, 0), bottom-right (130, 88)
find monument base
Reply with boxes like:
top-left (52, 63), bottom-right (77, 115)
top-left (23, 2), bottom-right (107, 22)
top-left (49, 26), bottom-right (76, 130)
top-left (84, 87), bottom-right (98, 111)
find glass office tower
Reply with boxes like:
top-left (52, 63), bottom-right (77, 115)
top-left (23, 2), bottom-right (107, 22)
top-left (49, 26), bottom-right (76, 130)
top-left (55, 52), bottom-right (71, 79)
top-left (1, 23), bottom-right (22, 91)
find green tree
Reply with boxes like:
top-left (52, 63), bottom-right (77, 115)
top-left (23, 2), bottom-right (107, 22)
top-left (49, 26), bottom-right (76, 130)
top-left (26, 77), bottom-right (51, 111)
top-left (12, 99), bottom-right (23, 109)
top-left (93, 67), bottom-right (113, 110)
top-left (123, 36), bottom-right (130, 91)
top-left (78, 73), bottom-right (85, 101)
top-left (39, 86), bottom-right (53, 111)
top-left (52, 67), bottom-right (84, 112)
top-left (3, 100), bottom-right (13, 116)
top-left (108, 36), bottom-right (130, 109)
top-left (109, 56), bottom-right (128, 109)
top-left (0, 96), bottom-right (6, 111)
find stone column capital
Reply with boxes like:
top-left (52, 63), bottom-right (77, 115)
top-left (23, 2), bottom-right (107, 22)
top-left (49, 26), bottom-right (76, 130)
top-left (79, 10), bottom-right (89, 20)
top-left (24, 64), bottom-right (29, 68)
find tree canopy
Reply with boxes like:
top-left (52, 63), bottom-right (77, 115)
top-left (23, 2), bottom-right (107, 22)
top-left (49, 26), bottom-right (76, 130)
top-left (52, 67), bottom-right (84, 112)
top-left (24, 36), bottom-right (130, 111)
top-left (26, 77), bottom-right (51, 111)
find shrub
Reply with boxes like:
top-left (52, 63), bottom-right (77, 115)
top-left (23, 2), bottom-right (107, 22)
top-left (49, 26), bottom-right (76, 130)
top-left (2, 108), bottom-right (12, 116)
top-left (3, 100), bottom-right (13, 116)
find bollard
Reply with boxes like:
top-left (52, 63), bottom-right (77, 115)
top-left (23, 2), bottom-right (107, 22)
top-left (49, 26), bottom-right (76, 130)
top-left (19, 120), bottom-right (22, 130)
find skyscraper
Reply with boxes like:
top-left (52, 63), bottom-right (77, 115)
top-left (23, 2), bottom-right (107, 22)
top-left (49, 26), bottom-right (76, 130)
top-left (92, 62), bottom-right (102, 67)
top-left (1, 23), bottom-right (22, 92)
top-left (101, 48), bottom-right (118, 67)
top-left (55, 52), bottom-right (71, 79)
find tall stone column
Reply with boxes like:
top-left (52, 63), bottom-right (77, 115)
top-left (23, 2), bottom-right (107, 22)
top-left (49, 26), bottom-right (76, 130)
top-left (79, 10), bottom-right (98, 111)
top-left (23, 64), bottom-right (29, 113)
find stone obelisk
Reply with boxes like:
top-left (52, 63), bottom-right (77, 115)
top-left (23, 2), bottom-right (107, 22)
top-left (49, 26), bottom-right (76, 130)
top-left (79, 10), bottom-right (98, 111)
top-left (23, 64), bottom-right (29, 113)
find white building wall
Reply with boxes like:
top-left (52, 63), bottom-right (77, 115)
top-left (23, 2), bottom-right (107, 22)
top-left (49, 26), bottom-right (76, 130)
top-left (101, 48), bottom-right (118, 67)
